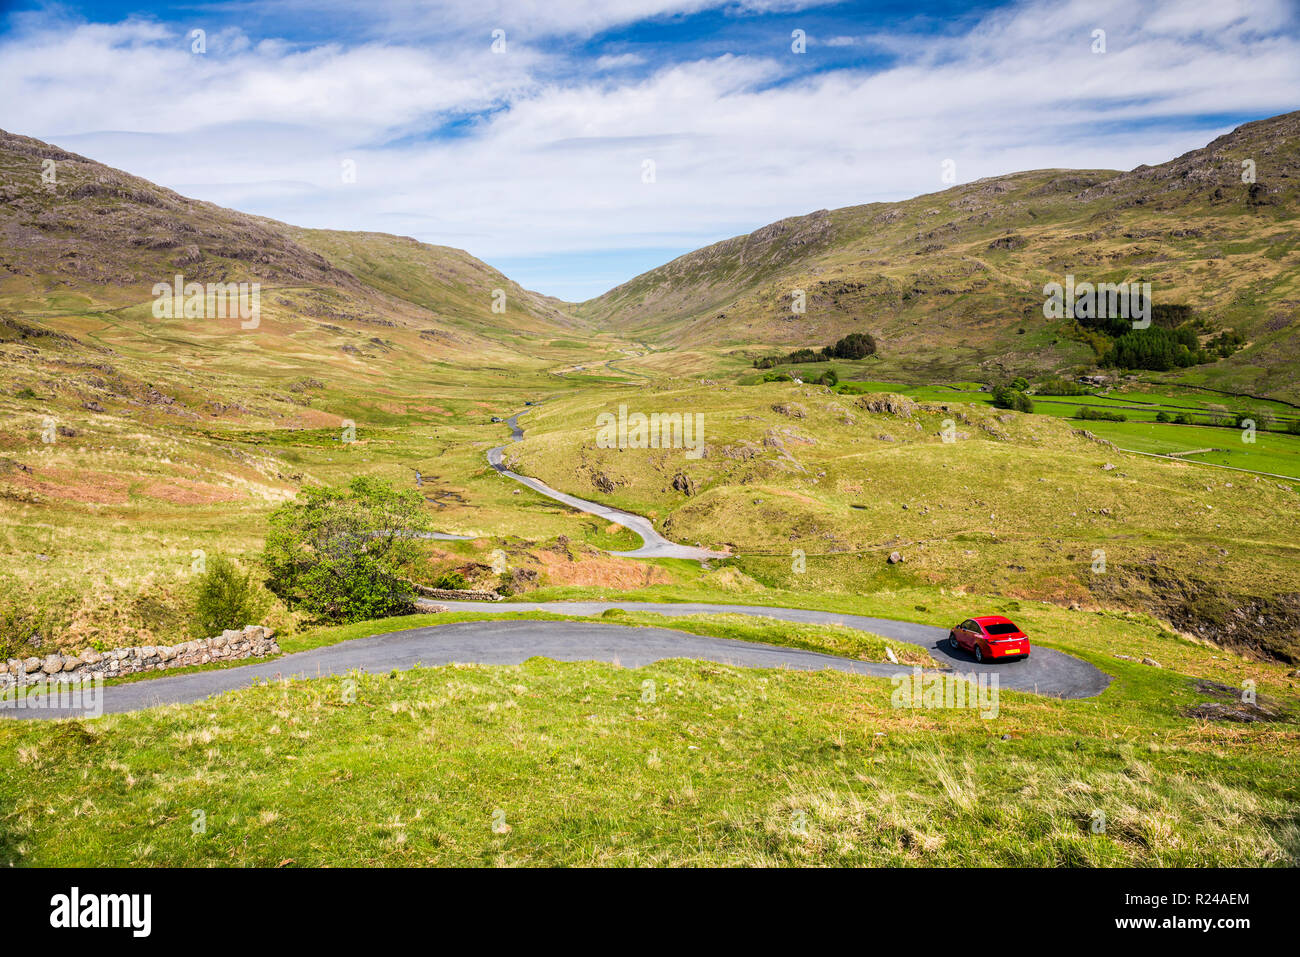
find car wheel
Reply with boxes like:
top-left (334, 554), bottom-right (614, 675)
top-left (973, 644), bottom-right (984, 663)
top-left (948, 633), bottom-right (959, 650)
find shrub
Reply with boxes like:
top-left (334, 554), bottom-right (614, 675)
top-left (1036, 377), bottom-right (1091, 396)
top-left (992, 386), bottom-right (1033, 413)
top-left (0, 581), bottom-right (55, 660)
top-left (1155, 411), bottom-right (1171, 423)
top-left (1206, 404), bottom-right (1235, 427)
top-left (190, 554), bottom-right (265, 637)
top-left (754, 333), bottom-right (879, 372)
top-left (263, 477), bottom-right (429, 623)
top-left (430, 571), bottom-right (468, 590)
top-left (815, 367), bottom-right (839, 387)
top-left (1077, 407), bottom-right (1128, 423)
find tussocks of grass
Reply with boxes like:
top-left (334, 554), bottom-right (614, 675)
top-left (1, 659), bottom-right (1295, 867)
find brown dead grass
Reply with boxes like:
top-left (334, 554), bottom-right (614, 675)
top-left (535, 550), bottom-right (672, 588)
top-left (8, 468), bottom-right (129, 504)
top-left (139, 477), bottom-right (244, 505)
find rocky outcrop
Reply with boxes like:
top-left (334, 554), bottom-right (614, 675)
top-left (0, 625), bottom-right (279, 690)
top-left (857, 394), bottom-right (918, 417)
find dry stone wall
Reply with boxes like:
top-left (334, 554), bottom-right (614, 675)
top-left (1, 625), bottom-right (279, 691)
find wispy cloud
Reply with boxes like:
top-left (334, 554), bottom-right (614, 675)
top-left (1, 0), bottom-right (1296, 299)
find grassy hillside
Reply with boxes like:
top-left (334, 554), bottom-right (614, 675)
top-left (503, 380), bottom-right (1300, 661)
top-left (0, 127), bottom-right (581, 349)
top-left (579, 112), bottom-right (1300, 400)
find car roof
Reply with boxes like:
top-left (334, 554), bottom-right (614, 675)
top-left (972, 615), bottom-right (1016, 626)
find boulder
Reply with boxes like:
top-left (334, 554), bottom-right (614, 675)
top-left (888, 551), bottom-right (905, 564)
top-left (41, 655), bottom-right (63, 675)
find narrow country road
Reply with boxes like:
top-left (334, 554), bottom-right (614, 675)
top-left (423, 600), bottom-right (1110, 698)
top-left (5, 410), bottom-right (1110, 720)
top-left (5, 602), bottom-right (1110, 720)
top-left (487, 409), bottom-right (726, 560)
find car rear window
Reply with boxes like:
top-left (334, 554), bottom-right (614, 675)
top-left (985, 623), bottom-right (1021, 635)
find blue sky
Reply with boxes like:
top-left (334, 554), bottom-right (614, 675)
top-left (1, 0), bottom-right (1297, 299)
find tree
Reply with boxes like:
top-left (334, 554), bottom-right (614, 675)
top-left (263, 477), bottom-right (430, 623)
top-left (830, 332), bottom-right (877, 360)
top-left (992, 386), bottom-right (1033, 413)
top-left (190, 554), bottom-right (265, 637)
top-left (1011, 376), bottom-right (1029, 392)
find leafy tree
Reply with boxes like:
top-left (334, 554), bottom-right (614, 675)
top-left (992, 386), bottom-right (1033, 413)
top-left (1010, 376), bottom-right (1029, 392)
top-left (829, 332), bottom-right (877, 360)
top-left (1155, 411), bottom-right (1171, 423)
top-left (263, 477), bottom-right (429, 623)
top-left (190, 554), bottom-right (265, 637)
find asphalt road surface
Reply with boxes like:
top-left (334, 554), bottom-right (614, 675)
top-left (486, 409), bottom-right (726, 560)
top-left (4, 603), bottom-right (1109, 720)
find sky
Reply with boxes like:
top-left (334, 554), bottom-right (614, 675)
top-left (1, 0), bottom-right (1297, 300)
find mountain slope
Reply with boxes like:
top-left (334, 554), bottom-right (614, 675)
top-left (0, 128), bottom-right (582, 352)
top-left (579, 111), bottom-right (1300, 398)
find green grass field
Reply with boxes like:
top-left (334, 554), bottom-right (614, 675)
top-left (3, 647), bottom-right (1295, 866)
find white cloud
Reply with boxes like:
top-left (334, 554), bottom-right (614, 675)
top-left (1, 0), bottom-right (1297, 299)
top-left (595, 52), bottom-right (648, 69)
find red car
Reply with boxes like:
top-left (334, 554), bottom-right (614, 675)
top-left (948, 616), bottom-right (1031, 662)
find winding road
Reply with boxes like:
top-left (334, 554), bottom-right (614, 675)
top-left (4, 408), bottom-right (1111, 720)
top-left (487, 409), bottom-right (725, 560)
top-left (6, 601), bottom-right (1109, 720)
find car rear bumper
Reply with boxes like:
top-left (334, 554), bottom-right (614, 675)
top-left (991, 643), bottom-right (1030, 658)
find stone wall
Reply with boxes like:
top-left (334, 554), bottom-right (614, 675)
top-left (411, 584), bottom-right (502, 601)
top-left (1, 625), bottom-right (279, 691)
